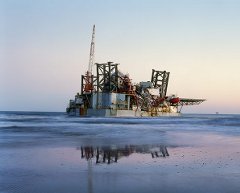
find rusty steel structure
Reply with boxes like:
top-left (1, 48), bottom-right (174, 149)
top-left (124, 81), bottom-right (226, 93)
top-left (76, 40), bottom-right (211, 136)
top-left (67, 61), bottom-right (205, 117)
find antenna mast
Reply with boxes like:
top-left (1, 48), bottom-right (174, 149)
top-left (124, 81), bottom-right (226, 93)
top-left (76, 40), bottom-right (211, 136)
top-left (88, 25), bottom-right (95, 74)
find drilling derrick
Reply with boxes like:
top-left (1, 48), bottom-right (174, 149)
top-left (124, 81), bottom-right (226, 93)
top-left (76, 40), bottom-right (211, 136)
top-left (83, 25), bottom-right (95, 93)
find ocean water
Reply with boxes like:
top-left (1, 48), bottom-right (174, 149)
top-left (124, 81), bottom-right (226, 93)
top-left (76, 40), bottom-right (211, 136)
top-left (1, 111), bottom-right (240, 147)
top-left (1, 112), bottom-right (240, 193)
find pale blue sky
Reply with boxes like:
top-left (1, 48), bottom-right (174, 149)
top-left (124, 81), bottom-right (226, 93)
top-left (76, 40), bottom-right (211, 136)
top-left (1, 0), bottom-right (240, 113)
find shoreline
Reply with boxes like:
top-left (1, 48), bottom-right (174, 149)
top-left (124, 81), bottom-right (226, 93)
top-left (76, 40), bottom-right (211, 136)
top-left (1, 131), bottom-right (240, 193)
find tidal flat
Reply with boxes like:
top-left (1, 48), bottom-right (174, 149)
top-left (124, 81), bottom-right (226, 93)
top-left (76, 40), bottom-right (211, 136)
top-left (0, 112), bottom-right (240, 193)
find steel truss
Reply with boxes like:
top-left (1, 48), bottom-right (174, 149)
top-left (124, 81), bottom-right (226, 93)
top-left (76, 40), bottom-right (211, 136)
top-left (81, 74), bottom-right (97, 94)
top-left (151, 69), bottom-right (170, 98)
top-left (96, 62), bottom-right (119, 92)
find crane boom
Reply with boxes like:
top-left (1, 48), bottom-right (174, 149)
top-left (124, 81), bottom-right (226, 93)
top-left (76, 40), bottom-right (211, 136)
top-left (88, 25), bottom-right (95, 74)
top-left (83, 25), bottom-right (95, 93)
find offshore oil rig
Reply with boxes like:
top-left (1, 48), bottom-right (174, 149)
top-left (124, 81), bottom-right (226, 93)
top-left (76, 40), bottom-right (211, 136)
top-left (66, 26), bottom-right (205, 117)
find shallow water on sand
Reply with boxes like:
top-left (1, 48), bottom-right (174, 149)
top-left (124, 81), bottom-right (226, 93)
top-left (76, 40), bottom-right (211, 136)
top-left (0, 112), bottom-right (240, 193)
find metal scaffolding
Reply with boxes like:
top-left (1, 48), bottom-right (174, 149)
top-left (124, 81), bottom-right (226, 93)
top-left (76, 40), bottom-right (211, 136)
top-left (96, 62), bottom-right (119, 92)
top-left (95, 62), bottom-right (119, 108)
top-left (81, 74), bottom-right (97, 94)
top-left (151, 69), bottom-right (170, 98)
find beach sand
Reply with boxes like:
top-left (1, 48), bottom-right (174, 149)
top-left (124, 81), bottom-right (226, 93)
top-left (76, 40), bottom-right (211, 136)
top-left (1, 129), bottom-right (240, 193)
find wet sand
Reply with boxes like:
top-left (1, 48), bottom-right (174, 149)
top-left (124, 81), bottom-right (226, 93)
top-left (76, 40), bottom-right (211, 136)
top-left (1, 131), bottom-right (240, 193)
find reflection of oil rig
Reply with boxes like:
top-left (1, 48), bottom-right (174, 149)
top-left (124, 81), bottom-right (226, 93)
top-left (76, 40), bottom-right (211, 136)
top-left (78, 145), bottom-right (169, 164)
top-left (66, 25), bottom-right (205, 117)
